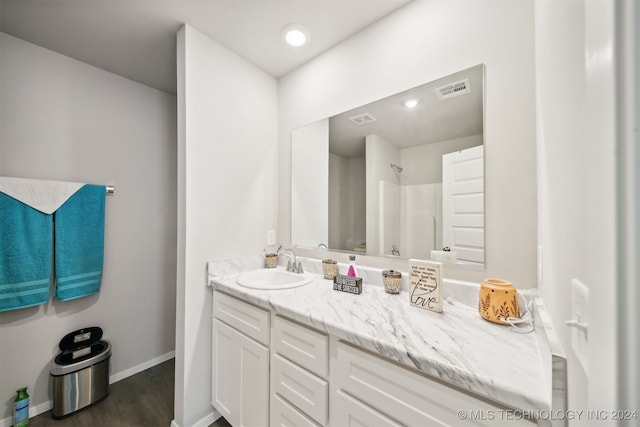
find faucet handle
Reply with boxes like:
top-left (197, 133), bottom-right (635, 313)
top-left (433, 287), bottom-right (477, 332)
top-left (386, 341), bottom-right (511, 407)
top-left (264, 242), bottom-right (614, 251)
top-left (286, 260), bottom-right (293, 272)
top-left (296, 260), bottom-right (304, 274)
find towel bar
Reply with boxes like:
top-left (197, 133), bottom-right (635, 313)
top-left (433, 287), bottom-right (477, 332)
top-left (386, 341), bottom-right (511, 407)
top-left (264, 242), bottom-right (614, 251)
top-left (106, 186), bottom-right (115, 195)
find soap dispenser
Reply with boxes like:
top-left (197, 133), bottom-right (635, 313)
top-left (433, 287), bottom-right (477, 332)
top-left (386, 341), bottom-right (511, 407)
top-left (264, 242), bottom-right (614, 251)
top-left (347, 255), bottom-right (358, 277)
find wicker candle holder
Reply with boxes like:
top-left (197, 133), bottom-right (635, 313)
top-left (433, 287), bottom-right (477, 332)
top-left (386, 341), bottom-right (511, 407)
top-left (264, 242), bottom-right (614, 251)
top-left (382, 270), bottom-right (402, 294)
top-left (322, 259), bottom-right (338, 279)
top-left (265, 253), bottom-right (278, 268)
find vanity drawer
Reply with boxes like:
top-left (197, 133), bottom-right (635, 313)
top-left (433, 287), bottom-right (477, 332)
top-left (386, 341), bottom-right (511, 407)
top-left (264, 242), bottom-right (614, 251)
top-left (271, 393), bottom-right (321, 427)
top-left (332, 389), bottom-right (403, 427)
top-left (212, 291), bottom-right (270, 345)
top-left (273, 315), bottom-right (328, 378)
top-left (334, 341), bottom-right (534, 427)
top-left (272, 354), bottom-right (328, 425)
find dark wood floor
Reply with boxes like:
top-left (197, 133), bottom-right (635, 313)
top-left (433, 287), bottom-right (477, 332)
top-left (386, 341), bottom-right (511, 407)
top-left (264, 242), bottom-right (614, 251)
top-left (30, 358), bottom-right (232, 427)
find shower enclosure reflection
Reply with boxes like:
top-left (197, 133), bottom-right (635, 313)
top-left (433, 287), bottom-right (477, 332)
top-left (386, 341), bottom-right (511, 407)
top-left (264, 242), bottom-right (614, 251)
top-left (291, 64), bottom-right (485, 264)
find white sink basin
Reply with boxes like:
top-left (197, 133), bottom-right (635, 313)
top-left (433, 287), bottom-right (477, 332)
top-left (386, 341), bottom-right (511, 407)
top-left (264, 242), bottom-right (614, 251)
top-left (236, 268), bottom-right (314, 290)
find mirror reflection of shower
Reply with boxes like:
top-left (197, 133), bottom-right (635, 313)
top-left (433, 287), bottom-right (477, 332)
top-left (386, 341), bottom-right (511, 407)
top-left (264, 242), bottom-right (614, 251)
top-left (390, 163), bottom-right (403, 173)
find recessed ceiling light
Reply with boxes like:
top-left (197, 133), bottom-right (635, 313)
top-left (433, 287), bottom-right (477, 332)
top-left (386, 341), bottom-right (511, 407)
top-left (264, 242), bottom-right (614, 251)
top-left (404, 99), bottom-right (420, 109)
top-left (282, 24), bottom-right (309, 47)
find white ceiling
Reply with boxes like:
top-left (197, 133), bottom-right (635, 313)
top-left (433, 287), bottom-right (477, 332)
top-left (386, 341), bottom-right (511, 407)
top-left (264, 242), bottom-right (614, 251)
top-left (329, 64), bottom-right (484, 158)
top-left (0, 0), bottom-right (412, 95)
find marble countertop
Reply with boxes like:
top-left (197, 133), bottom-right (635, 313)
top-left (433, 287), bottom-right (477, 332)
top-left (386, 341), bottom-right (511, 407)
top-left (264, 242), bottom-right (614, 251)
top-left (208, 256), bottom-right (556, 415)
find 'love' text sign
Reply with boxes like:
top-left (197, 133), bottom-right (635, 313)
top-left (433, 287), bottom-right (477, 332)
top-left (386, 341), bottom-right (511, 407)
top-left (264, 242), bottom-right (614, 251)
top-left (409, 259), bottom-right (443, 313)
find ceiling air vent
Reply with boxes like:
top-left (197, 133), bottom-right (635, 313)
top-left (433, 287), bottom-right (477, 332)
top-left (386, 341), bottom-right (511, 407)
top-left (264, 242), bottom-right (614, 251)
top-left (349, 113), bottom-right (376, 126)
top-left (436, 78), bottom-right (471, 100)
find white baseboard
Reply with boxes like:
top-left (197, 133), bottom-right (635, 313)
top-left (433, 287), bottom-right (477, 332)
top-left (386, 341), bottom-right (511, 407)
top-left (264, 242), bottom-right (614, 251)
top-left (171, 407), bottom-right (221, 427)
top-left (194, 409), bottom-right (220, 427)
top-left (109, 350), bottom-right (175, 384)
top-left (0, 350), bottom-right (176, 427)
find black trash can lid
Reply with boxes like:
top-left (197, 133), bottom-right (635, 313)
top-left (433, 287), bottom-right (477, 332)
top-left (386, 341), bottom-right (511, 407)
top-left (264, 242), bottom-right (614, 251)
top-left (51, 340), bottom-right (111, 375)
top-left (58, 326), bottom-right (103, 351)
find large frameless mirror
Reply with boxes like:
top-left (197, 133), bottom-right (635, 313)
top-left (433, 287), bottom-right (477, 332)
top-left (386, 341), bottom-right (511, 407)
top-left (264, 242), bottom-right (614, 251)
top-left (291, 64), bottom-right (485, 266)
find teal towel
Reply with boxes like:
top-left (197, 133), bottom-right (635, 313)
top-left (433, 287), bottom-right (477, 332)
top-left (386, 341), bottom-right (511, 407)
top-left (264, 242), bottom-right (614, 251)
top-left (0, 193), bottom-right (52, 311)
top-left (54, 184), bottom-right (106, 301)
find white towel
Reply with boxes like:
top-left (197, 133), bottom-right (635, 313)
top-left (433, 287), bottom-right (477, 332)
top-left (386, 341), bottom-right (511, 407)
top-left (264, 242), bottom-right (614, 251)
top-left (0, 177), bottom-right (85, 214)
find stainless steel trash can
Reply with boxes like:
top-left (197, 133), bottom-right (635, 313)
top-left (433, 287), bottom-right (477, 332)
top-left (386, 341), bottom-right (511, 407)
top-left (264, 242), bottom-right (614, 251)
top-left (50, 327), bottom-right (111, 418)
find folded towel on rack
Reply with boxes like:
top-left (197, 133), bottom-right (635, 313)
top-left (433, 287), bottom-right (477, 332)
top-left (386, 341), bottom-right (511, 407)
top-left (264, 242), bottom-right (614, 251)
top-left (0, 177), bottom-right (84, 214)
top-left (0, 193), bottom-right (53, 312)
top-left (54, 184), bottom-right (106, 301)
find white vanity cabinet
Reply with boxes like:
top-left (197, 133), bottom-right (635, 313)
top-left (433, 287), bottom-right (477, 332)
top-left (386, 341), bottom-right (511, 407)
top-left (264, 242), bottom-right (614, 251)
top-left (212, 291), bottom-right (270, 427)
top-left (270, 315), bottom-right (329, 427)
top-left (330, 340), bottom-right (535, 427)
top-left (210, 287), bottom-right (543, 427)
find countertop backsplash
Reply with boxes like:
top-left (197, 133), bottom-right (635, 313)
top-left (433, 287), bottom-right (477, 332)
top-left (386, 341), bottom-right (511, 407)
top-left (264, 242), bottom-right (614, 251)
top-left (210, 254), bottom-right (494, 306)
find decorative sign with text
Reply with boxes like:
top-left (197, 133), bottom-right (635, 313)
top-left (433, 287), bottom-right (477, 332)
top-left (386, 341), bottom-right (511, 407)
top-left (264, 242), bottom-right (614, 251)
top-left (333, 274), bottom-right (362, 295)
top-left (409, 259), bottom-right (443, 313)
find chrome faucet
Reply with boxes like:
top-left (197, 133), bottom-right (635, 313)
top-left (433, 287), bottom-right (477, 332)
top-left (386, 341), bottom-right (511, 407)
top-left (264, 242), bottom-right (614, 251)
top-left (391, 244), bottom-right (400, 256)
top-left (280, 248), bottom-right (304, 273)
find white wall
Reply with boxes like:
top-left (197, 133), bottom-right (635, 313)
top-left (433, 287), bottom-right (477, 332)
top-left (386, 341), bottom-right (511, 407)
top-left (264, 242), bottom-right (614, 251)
top-left (534, 1), bottom-right (589, 416)
top-left (328, 153), bottom-right (365, 251)
top-left (0, 32), bottom-right (177, 420)
top-left (278, 0), bottom-right (537, 287)
top-left (291, 119), bottom-right (328, 247)
top-left (175, 25), bottom-right (278, 427)
top-left (613, 0), bottom-right (640, 412)
top-left (582, 0), bottom-right (619, 413)
top-left (380, 180), bottom-right (401, 256)
top-left (401, 183), bottom-right (442, 258)
top-left (535, 0), bottom-right (621, 418)
top-left (328, 153), bottom-right (346, 250)
top-left (345, 156), bottom-right (366, 250)
top-left (400, 134), bottom-right (483, 186)
top-left (366, 134), bottom-right (399, 255)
